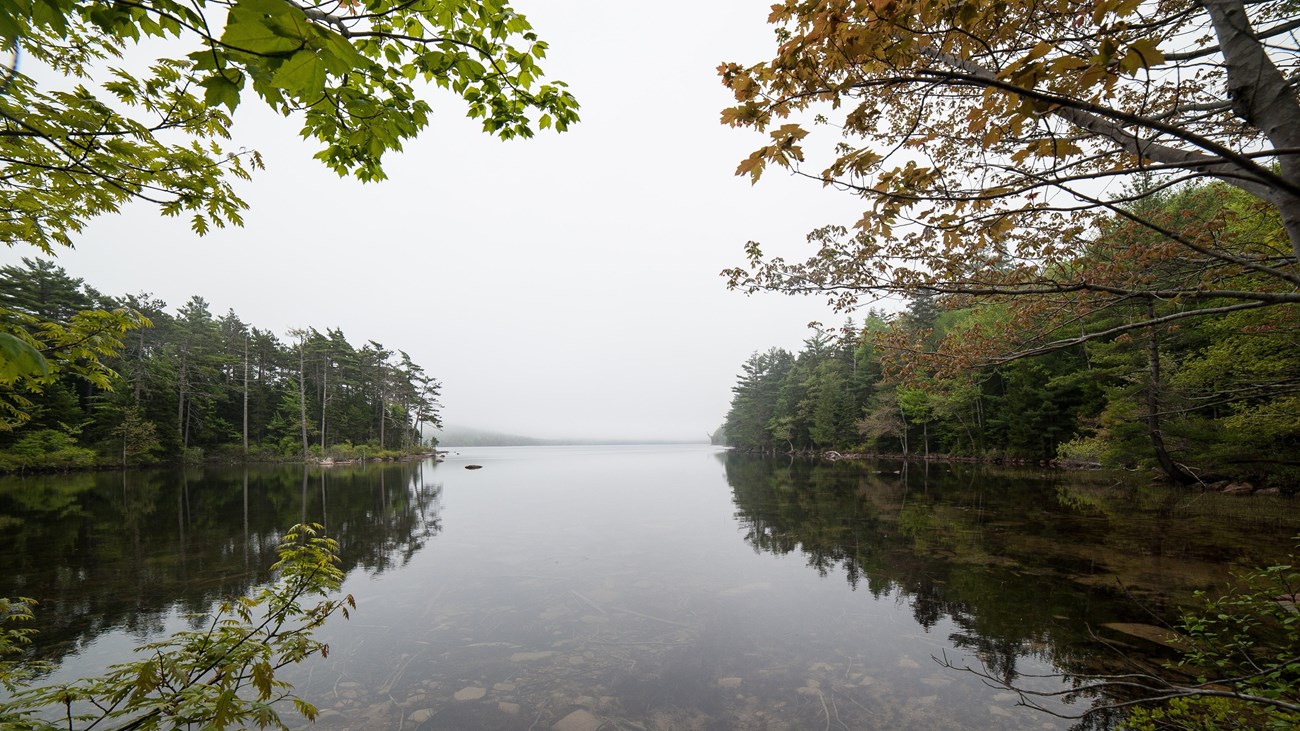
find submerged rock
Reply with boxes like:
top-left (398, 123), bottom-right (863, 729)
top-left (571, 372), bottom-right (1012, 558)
top-left (1102, 622), bottom-right (1186, 649)
top-left (552, 708), bottom-right (602, 731)
top-left (454, 686), bottom-right (487, 701)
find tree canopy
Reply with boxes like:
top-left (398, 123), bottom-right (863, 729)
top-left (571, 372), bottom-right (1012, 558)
top-left (0, 259), bottom-right (441, 465)
top-left (723, 298), bottom-right (1299, 488)
top-left (720, 0), bottom-right (1299, 360)
top-left (0, 0), bottom-right (580, 251)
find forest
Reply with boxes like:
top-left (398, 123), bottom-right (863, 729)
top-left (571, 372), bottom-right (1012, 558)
top-left (0, 258), bottom-right (442, 471)
top-left (722, 185), bottom-right (1299, 492)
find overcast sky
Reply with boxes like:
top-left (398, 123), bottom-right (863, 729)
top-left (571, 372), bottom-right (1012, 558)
top-left (1, 1), bottom-right (883, 442)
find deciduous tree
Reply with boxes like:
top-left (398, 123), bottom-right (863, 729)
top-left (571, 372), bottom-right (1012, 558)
top-left (720, 0), bottom-right (1299, 480)
top-left (720, 0), bottom-right (1299, 353)
top-left (1, 0), bottom-right (579, 251)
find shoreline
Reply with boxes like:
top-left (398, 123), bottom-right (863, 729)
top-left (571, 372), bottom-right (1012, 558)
top-left (728, 445), bottom-right (1099, 469)
top-left (0, 449), bottom-right (446, 476)
top-left (727, 447), bottom-right (1293, 496)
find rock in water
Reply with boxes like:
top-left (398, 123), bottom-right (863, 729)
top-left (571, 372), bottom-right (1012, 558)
top-left (454, 686), bottom-right (487, 701)
top-left (1101, 622), bottom-right (1187, 649)
top-left (465, 464), bottom-right (483, 470)
top-left (552, 709), bottom-right (602, 731)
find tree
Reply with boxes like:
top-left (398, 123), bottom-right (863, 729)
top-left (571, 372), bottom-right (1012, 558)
top-left (719, 0), bottom-right (1299, 480)
top-left (171, 296), bottom-right (229, 450)
top-left (0, 261), bottom-right (147, 431)
top-left (0, 0), bottom-right (574, 432)
top-left (288, 328), bottom-right (310, 459)
top-left (857, 385), bottom-right (907, 455)
top-left (0, 258), bottom-right (92, 323)
top-left (724, 348), bottom-right (794, 452)
top-left (397, 350), bottom-right (441, 451)
top-left (1, 0), bottom-right (580, 251)
top-left (112, 403), bottom-right (161, 466)
top-left (720, 0), bottom-right (1299, 355)
top-left (3, 263), bottom-right (443, 465)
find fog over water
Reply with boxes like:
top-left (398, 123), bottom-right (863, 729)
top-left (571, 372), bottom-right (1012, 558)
top-left (0, 2), bottom-right (880, 442)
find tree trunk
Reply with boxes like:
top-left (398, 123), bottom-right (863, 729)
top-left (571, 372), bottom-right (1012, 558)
top-left (897, 402), bottom-right (909, 456)
top-left (402, 398), bottom-right (411, 454)
top-left (298, 340), bottom-right (308, 460)
top-left (176, 350), bottom-right (187, 448)
top-left (378, 367), bottom-right (386, 450)
top-left (320, 357), bottom-right (328, 453)
top-left (134, 329), bottom-right (144, 404)
top-left (1145, 302), bottom-right (1197, 484)
top-left (242, 334), bottom-right (249, 458)
top-left (1201, 0), bottom-right (1300, 263)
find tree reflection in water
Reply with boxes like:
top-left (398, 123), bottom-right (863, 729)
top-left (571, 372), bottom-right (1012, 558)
top-left (0, 461), bottom-right (442, 668)
top-left (723, 452), bottom-right (1300, 724)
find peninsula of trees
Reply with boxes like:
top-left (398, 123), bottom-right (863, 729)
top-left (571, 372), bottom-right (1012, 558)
top-left (723, 193), bottom-right (1297, 492)
top-left (0, 258), bottom-right (441, 470)
top-left (723, 180), bottom-right (1297, 490)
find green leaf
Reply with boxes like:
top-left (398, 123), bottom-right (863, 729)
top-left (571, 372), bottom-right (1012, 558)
top-left (0, 8), bottom-right (22, 43)
top-left (0, 334), bottom-right (49, 381)
top-left (222, 15), bottom-right (302, 55)
top-left (201, 73), bottom-right (243, 112)
top-left (251, 661), bottom-right (274, 700)
top-left (271, 50), bottom-right (327, 98)
top-left (234, 0), bottom-right (299, 17)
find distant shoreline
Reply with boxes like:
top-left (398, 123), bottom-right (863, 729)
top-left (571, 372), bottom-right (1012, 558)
top-left (436, 440), bottom-right (714, 448)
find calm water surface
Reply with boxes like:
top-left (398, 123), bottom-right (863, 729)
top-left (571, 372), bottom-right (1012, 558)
top-left (2, 445), bottom-right (1297, 730)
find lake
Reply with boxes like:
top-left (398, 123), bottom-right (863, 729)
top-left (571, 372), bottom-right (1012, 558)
top-left (2, 445), bottom-right (1297, 730)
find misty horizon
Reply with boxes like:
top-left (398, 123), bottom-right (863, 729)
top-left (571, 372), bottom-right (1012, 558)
top-left (433, 423), bottom-right (715, 448)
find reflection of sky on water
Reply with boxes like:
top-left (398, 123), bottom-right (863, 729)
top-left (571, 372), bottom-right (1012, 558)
top-left (12, 446), bottom-right (1294, 728)
top-left (283, 446), bottom-right (1086, 729)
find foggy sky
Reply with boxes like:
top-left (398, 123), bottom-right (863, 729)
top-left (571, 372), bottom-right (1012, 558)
top-left (1, 2), bottom-right (884, 442)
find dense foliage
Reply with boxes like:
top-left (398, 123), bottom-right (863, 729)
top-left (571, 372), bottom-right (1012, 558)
top-left (0, 258), bottom-right (441, 469)
top-left (723, 221), bottom-right (1300, 489)
top-left (721, 0), bottom-right (1299, 333)
top-left (719, 0), bottom-right (1299, 487)
top-left (0, 0), bottom-right (578, 252)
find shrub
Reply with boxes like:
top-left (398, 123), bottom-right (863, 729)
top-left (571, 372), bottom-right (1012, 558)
top-left (0, 524), bottom-right (353, 730)
top-left (1121, 555), bottom-right (1300, 729)
top-left (1, 430), bottom-right (97, 471)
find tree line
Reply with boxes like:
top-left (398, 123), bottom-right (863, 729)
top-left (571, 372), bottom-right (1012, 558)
top-left (719, 0), bottom-right (1298, 495)
top-left (0, 258), bottom-right (441, 470)
top-left (722, 184), bottom-right (1299, 490)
